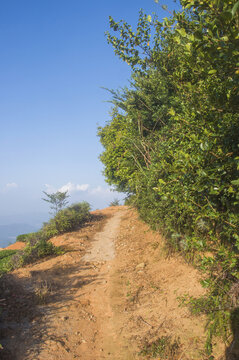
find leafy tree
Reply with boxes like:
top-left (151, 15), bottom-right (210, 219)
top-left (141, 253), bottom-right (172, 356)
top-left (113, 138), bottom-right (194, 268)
top-left (42, 190), bottom-right (69, 215)
top-left (99, 0), bottom-right (239, 354)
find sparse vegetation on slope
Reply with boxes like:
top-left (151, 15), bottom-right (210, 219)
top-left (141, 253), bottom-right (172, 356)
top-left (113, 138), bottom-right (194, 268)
top-left (12, 201), bottom-right (91, 268)
top-left (109, 198), bottom-right (120, 206)
top-left (139, 336), bottom-right (181, 359)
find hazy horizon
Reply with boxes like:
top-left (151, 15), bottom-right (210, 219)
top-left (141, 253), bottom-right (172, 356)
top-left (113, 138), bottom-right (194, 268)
top-left (0, 0), bottom-right (178, 246)
top-left (0, 192), bottom-right (125, 247)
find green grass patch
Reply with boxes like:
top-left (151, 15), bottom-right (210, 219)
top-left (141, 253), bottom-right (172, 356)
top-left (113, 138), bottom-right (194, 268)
top-left (139, 336), bottom-right (181, 359)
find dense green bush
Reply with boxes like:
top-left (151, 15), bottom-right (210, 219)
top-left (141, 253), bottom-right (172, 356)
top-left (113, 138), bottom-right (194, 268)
top-left (44, 201), bottom-right (91, 234)
top-left (99, 0), bottom-right (239, 354)
top-left (16, 233), bottom-right (33, 242)
top-left (16, 232), bottom-right (43, 243)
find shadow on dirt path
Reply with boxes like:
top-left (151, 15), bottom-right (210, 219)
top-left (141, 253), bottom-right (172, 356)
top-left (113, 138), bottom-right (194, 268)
top-left (0, 262), bottom-right (101, 359)
top-left (0, 209), bottom-right (115, 360)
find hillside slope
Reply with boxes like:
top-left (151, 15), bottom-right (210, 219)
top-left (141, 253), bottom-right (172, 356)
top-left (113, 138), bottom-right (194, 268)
top-left (0, 206), bottom-right (226, 359)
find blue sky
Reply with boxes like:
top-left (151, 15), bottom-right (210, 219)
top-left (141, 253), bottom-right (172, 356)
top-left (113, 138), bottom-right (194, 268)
top-left (0, 0), bottom-right (179, 220)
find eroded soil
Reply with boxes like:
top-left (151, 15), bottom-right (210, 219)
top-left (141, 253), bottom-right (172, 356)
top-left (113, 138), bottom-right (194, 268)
top-left (0, 206), bottom-right (226, 359)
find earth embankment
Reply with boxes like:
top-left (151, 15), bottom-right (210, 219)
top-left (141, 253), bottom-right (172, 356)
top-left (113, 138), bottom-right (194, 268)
top-left (0, 206), bottom-right (225, 359)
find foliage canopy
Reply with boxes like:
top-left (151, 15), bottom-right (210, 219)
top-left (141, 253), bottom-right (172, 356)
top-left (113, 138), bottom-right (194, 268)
top-left (99, 0), bottom-right (239, 354)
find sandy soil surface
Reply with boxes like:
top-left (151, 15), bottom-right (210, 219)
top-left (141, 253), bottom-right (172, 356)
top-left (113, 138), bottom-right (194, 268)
top-left (4, 242), bottom-right (26, 251)
top-left (0, 206), bottom-right (226, 359)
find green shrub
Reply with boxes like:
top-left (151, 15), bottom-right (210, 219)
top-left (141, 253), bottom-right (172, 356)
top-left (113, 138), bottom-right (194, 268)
top-left (17, 201), bottom-right (91, 245)
top-left (139, 336), bottom-right (181, 359)
top-left (16, 233), bottom-right (34, 242)
top-left (11, 239), bottom-right (61, 268)
top-left (11, 201), bottom-right (91, 268)
top-left (21, 239), bottom-right (60, 265)
top-left (68, 201), bottom-right (91, 214)
top-left (124, 195), bottom-right (136, 206)
top-left (0, 250), bottom-right (17, 274)
top-left (53, 201), bottom-right (91, 233)
top-left (109, 199), bottom-right (120, 206)
top-left (41, 222), bottom-right (59, 240)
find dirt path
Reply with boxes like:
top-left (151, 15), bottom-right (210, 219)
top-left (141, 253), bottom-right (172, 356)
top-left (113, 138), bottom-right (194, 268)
top-left (0, 206), bottom-right (226, 359)
top-left (82, 210), bottom-right (122, 262)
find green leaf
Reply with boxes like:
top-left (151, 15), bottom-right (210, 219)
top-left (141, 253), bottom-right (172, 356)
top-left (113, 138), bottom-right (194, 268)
top-left (177, 28), bottom-right (187, 37)
top-left (222, 11), bottom-right (233, 21)
top-left (201, 279), bottom-right (210, 288)
top-left (208, 69), bottom-right (217, 74)
top-left (168, 108), bottom-right (176, 116)
top-left (200, 142), bottom-right (209, 150)
top-left (194, 30), bottom-right (203, 40)
top-left (184, 0), bottom-right (195, 9)
top-left (232, 1), bottom-right (239, 17)
top-left (221, 36), bottom-right (229, 42)
top-left (231, 179), bottom-right (239, 186)
top-left (174, 36), bottom-right (181, 44)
